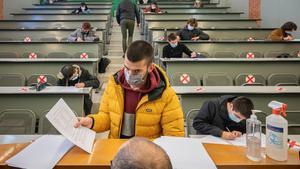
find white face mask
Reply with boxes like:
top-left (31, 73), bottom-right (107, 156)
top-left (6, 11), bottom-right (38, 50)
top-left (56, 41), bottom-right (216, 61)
top-left (170, 42), bottom-right (178, 48)
top-left (81, 6), bottom-right (86, 10)
top-left (124, 69), bottom-right (147, 89)
top-left (70, 74), bottom-right (79, 81)
top-left (187, 24), bottom-right (194, 31)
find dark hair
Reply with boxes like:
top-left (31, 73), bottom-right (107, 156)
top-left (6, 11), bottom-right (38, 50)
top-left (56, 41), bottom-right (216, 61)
top-left (168, 33), bottom-right (177, 41)
top-left (281, 21), bottom-right (297, 31)
top-left (232, 96), bottom-right (254, 118)
top-left (151, 2), bottom-right (157, 6)
top-left (187, 18), bottom-right (198, 27)
top-left (81, 2), bottom-right (86, 6)
top-left (60, 65), bottom-right (76, 79)
top-left (82, 22), bottom-right (91, 30)
top-left (126, 40), bottom-right (154, 65)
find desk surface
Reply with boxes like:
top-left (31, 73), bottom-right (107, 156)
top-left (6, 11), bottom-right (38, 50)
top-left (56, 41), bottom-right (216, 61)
top-left (0, 137), bottom-right (299, 169)
top-left (0, 86), bottom-right (92, 95)
top-left (173, 86), bottom-right (300, 94)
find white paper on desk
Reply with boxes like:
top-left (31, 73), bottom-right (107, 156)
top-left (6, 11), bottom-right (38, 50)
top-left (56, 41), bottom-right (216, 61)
top-left (154, 136), bottom-right (217, 169)
top-left (6, 135), bottom-right (74, 169)
top-left (46, 98), bottom-right (96, 153)
top-left (196, 134), bottom-right (266, 148)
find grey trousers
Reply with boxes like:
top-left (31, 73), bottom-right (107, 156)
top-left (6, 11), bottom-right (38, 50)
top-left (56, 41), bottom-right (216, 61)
top-left (120, 19), bottom-right (135, 53)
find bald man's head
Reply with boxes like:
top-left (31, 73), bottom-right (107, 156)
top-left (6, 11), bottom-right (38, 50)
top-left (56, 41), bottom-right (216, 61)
top-left (111, 137), bottom-right (172, 169)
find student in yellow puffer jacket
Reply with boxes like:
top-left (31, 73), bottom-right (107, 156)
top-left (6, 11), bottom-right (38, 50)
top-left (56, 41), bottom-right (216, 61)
top-left (75, 40), bottom-right (184, 139)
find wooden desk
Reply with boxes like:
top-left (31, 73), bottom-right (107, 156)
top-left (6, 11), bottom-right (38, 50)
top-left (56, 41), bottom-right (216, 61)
top-left (0, 138), bottom-right (299, 169)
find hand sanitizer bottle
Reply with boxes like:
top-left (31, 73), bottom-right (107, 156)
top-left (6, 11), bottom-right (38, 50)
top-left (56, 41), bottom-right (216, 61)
top-left (246, 110), bottom-right (262, 161)
top-left (266, 101), bottom-right (288, 161)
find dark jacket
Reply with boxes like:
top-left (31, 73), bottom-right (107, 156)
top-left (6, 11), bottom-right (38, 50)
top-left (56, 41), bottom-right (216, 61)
top-left (177, 26), bottom-right (210, 40)
top-left (193, 95), bottom-right (246, 137)
top-left (116, 0), bottom-right (140, 24)
top-left (162, 42), bottom-right (192, 58)
top-left (57, 66), bottom-right (100, 115)
top-left (57, 67), bottom-right (99, 88)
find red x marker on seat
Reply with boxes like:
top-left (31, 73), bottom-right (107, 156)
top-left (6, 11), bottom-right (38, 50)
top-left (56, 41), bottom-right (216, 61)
top-left (245, 75), bottom-right (255, 84)
top-left (246, 52), bottom-right (255, 59)
top-left (37, 75), bottom-right (47, 84)
top-left (28, 52), bottom-right (38, 59)
top-left (24, 37), bottom-right (32, 42)
top-left (80, 52), bottom-right (89, 59)
top-left (180, 74), bottom-right (190, 84)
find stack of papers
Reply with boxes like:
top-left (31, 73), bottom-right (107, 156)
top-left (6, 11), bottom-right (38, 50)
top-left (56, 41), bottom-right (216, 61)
top-left (154, 136), bottom-right (217, 169)
top-left (6, 99), bottom-right (96, 168)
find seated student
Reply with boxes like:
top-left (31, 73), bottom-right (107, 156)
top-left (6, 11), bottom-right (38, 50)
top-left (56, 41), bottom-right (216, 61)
top-left (163, 33), bottom-right (197, 58)
top-left (193, 95), bottom-right (254, 140)
top-left (268, 21), bottom-right (297, 41)
top-left (144, 2), bottom-right (162, 13)
top-left (177, 18), bottom-right (210, 41)
top-left (194, 0), bottom-right (203, 8)
top-left (57, 65), bottom-right (100, 115)
top-left (67, 22), bottom-right (99, 42)
top-left (111, 137), bottom-right (172, 169)
top-left (71, 2), bottom-right (91, 14)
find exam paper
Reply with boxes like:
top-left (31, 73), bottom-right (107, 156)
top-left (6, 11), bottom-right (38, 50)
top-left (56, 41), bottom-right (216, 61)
top-left (154, 136), bottom-right (217, 169)
top-left (46, 98), bottom-right (96, 153)
top-left (6, 135), bottom-right (74, 169)
top-left (195, 134), bottom-right (266, 147)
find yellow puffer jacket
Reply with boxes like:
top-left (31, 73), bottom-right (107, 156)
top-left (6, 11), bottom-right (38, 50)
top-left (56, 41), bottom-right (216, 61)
top-left (89, 65), bottom-right (184, 139)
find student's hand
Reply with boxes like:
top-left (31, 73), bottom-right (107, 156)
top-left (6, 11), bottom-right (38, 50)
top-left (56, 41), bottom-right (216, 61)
top-left (75, 83), bottom-right (85, 88)
top-left (191, 36), bottom-right (200, 41)
top-left (77, 37), bottom-right (83, 42)
top-left (74, 117), bottom-right (93, 129)
top-left (284, 35), bottom-right (294, 41)
top-left (191, 52), bottom-right (197, 58)
top-left (221, 131), bottom-right (237, 140)
top-left (231, 131), bottom-right (242, 137)
top-left (176, 36), bottom-right (181, 41)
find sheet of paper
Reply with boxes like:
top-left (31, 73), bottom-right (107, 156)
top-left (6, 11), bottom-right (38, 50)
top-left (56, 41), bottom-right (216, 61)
top-left (6, 135), bottom-right (74, 169)
top-left (154, 136), bottom-right (217, 169)
top-left (227, 134), bottom-right (266, 148)
top-left (46, 98), bottom-right (96, 153)
top-left (191, 134), bottom-right (266, 148)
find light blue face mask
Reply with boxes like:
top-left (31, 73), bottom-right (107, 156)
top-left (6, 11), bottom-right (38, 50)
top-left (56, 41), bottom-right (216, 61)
top-left (228, 112), bottom-right (242, 123)
top-left (187, 24), bottom-right (194, 31)
top-left (170, 43), bottom-right (178, 48)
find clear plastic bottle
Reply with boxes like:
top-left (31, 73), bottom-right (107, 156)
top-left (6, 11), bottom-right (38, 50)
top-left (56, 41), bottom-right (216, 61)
top-left (266, 101), bottom-right (288, 161)
top-left (246, 110), bottom-right (262, 161)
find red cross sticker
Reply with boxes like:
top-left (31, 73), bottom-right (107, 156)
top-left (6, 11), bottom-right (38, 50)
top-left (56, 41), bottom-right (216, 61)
top-left (247, 37), bottom-right (254, 41)
top-left (37, 75), bottom-right (47, 84)
top-left (24, 37), bottom-right (32, 42)
top-left (180, 73), bottom-right (190, 84)
top-left (80, 52), bottom-right (89, 59)
top-left (246, 52), bottom-right (255, 59)
top-left (28, 52), bottom-right (38, 59)
top-left (159, 36), bottom-right (165, 40)
top-left (245, 75), bottom-right (255, 84)
top-left (288, 140), bottom-right (300, 148)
